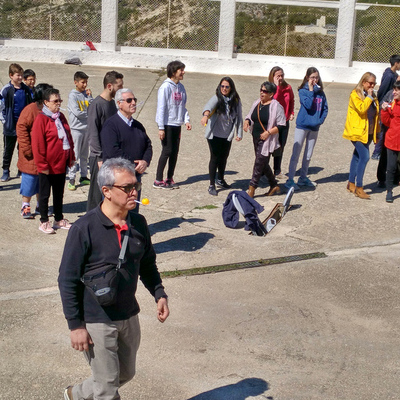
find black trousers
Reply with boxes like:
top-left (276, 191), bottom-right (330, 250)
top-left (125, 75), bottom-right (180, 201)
top-left (156, 125), bottom-right (181, 181)
top-left (87, 155), bottom-right (102, 212)
top-left (207, 137), bottom-right (232, 185)
top-left (273, 121), bottom-right (289, 175)
top-left (377, 128), bottom-right (400, 184)
top-left (2, 135), bottom-right (17, 170)
top-left (250, 137), bottom-right (277, 189)
top-left (386, 149), bottom-right (400, 191)
top-left (39, 172), bottom-right (66, 223)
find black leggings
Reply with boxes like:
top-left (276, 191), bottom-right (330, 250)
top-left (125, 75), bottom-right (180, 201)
top-left (273, 121), bottom-right (289, 175)
top-left (156, 125), bottom-right (181, 181)
top-left (2, 135), bottom-right (17, 170)
top-left (207, 137), bottom-right (232, 185)
top-left (39, 172), bottom-right (66, 223)
top-left (386, 149), bottom-right (400, 191)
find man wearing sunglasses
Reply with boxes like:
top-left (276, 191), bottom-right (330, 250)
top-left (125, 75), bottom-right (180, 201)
top-left (100, 88), bottom-right (152, 212)
top-left (59, 157), bottom-right (169, 400)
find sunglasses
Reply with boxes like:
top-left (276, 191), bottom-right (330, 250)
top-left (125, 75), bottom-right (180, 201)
top-left (112, 182), bottom-right (142, 194)
top-left (260, 89), bottom-right (271, 94)
top-left (120, 97), bottom-right (137, 104)
top-left (47, 99), bottom-right (63, 104)
top-left (220, 85), bottom-right (230, 89)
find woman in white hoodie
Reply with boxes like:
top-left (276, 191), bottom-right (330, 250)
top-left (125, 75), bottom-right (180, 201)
top-left (153, 60), bottom-right (191, 189)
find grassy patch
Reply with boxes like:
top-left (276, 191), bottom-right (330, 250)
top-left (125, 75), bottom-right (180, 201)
top-left (193, 205), bottom-right (218, 210)
top-left (161, 252), bottom-right (327, 278)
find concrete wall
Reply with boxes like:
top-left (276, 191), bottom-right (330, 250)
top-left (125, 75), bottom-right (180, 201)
top-left (0, 0), bottom-right (389, 85)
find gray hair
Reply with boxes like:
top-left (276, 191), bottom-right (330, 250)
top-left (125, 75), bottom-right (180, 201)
top-left (115, 88), bottom-right (134, 103)
top-left (97, 157), bottom-right (137, 188)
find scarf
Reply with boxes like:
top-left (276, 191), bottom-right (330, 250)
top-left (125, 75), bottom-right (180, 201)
top-left (42, 105), bottom-right (70, 150)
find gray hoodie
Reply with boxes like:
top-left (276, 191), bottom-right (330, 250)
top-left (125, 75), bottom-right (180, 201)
top-left (155, 78), bottom-right (190, 129)
top-left (67, 89), bottom-right (93, 131)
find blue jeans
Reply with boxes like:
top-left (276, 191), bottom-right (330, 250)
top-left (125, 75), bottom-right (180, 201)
top-left (349, 140), bottom-right (370, 187)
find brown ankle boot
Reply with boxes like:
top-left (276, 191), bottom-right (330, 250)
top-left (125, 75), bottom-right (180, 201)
top-left (347, 181), bottom-right (356, 194)
top-left (247, 185), bottom-right (255, 198)
top-left (355, 186), bottom-right (370, 199)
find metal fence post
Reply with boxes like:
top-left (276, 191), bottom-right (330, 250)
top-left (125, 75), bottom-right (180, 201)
top-left (101, 0), bottom-right (118, 51)
top-left (334, 0), bottom-right (357, 66)
top-left (218, 0), bottom-right (236, 59)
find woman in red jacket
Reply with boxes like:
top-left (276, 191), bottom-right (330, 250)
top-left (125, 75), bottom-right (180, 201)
top-left (32, 88), bottom-right (74, 234)
top-left (268, 66), bottom-right (295, 179)
top-left (381, 81), bottom-right (400, 203)
top-left (17, 83), bottom-right (53, 219)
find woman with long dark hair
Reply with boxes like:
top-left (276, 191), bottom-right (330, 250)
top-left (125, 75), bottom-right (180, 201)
top-left (343, 72), bottom-right (379, 199)
top-left (201, 77), bottom-right (243, 196)
top-left (285, 67), bottom-right (328, 190)
top-left (268, 66), bottom-right (295, 178)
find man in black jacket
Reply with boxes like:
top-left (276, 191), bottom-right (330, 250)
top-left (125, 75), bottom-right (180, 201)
top-left (59, 157), bottom-right (169, 400)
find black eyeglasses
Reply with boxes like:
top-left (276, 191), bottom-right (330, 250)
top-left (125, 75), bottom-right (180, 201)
top-left (120, 97), bottom-right (137, 104)
top-left (112, 182), bottom-right (142, 194)
top-left (260, 89), bottom-right (271, 94)
top-left (220, 85), bottom-right (230, 89)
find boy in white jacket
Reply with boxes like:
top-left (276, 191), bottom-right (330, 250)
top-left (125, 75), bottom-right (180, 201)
top-left (67, 71), bottom-right (93, 190)
top-left (153, 60), bottom-right (191, 189)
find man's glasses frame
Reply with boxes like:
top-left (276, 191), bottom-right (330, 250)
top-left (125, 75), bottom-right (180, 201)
top-left (111, 182), bottom-right (142, 194)
top-left (119, 97), bottom-right (137, 104)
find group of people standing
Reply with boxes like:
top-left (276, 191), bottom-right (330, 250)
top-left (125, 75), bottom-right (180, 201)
top-left (201, 66), bottom-right (328, 199)
top-left (343, 54), bottom-right (400, 202)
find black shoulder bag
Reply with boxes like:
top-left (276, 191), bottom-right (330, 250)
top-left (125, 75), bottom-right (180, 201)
top-left (81, 228), bottom-right (129, 307)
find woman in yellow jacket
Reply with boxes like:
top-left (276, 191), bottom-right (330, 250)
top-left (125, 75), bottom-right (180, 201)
top-left (343, 72), bottom-right (380, 199)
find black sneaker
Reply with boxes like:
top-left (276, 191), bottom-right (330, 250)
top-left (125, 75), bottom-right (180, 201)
top-left (216, 179), bottom-right (231, 189)
top-left (1, 169), bottom-right (10, 182)
top-left (208, 185), bottom-right (217, 196)
top-left (386, 191), bottom-right (394, 203)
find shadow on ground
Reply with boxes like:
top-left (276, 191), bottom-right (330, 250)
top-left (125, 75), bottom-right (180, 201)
top-left (178, 171), bottom-right (239, 186)
top-left (186, 377), bottom-right (270, 400)
top-left (64, 200), bottom-right (88, 214)
top-left (149, 217), bottom-right (205, 234)
top-left (153, 232), bottom-right (215, 254)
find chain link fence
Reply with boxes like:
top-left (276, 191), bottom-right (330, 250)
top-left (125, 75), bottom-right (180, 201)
top-left (117, 0), bottom-right (220, 50)
top-left (353, 5), bottom-right (400, 63)
top-left (0, 0), bottom-right (101, 42)
top-left (1, 0), bottom-right (400, 63)
top-left (235, 4), bottom-right (338, 58)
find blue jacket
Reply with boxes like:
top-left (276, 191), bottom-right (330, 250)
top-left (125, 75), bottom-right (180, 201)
top-left (222, 190), bottom-right (264, 233)
top-left (377, 67), bottom-right (398, 104)
top-left (0, 81), bottom-right (33, 136)
top-left (296, 84), bottom-right (328, 131)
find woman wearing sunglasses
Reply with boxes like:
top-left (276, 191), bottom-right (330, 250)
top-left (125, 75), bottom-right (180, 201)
top-left (201, 77), bottom-right (243, 196)
top-left (343, 72), bottom-right (379, 199)
top-left (32, 88), bottom-right (75, 234)
top-left (243, 81), bottom-right (286, 198)
top-left (285, 67), bottom-right (328, 190)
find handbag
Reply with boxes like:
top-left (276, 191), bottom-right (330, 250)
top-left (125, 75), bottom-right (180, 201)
top-left (81, 227), bottom-right (129, 307)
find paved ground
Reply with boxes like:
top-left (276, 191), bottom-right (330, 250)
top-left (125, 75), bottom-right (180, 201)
top-left (0, 61), bottom-right (399, 400)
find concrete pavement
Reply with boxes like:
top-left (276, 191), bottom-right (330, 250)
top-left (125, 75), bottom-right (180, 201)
top-left (0, 61), bottom-right (399, 399)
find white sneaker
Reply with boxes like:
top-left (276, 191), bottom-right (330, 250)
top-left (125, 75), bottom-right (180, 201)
top-left (39, 221), bottom-right (56, 234)
top-left (53, 219), bottom-right (72, 230)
